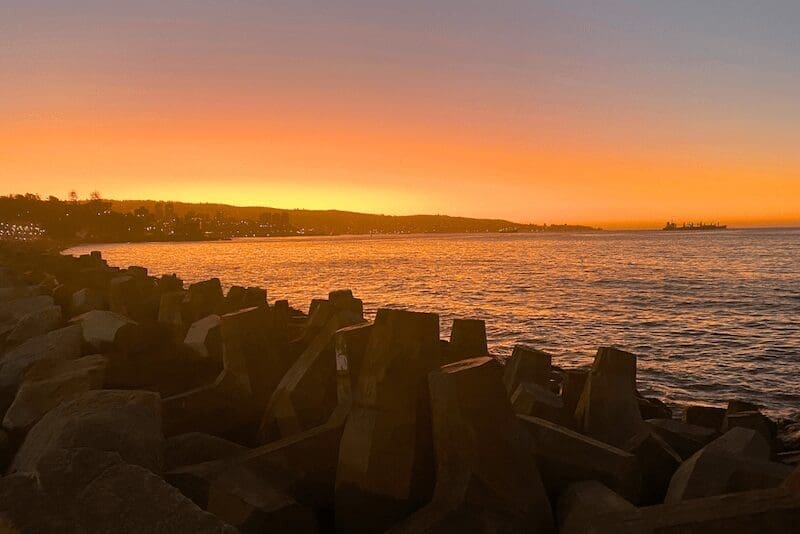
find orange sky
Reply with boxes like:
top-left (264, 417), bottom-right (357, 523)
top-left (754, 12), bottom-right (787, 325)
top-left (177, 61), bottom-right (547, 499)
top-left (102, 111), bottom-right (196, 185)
top-left (2, 2), bottom-right (799, 229)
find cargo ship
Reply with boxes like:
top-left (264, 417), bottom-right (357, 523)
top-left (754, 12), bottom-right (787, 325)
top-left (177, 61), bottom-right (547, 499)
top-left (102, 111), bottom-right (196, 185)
top-left (663, 221), bottom-right (727, 231)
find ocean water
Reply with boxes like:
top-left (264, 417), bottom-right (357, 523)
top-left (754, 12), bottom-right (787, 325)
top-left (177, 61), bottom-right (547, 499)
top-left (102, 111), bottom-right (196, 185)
top-left (65, 229), bottom-right (800, 419)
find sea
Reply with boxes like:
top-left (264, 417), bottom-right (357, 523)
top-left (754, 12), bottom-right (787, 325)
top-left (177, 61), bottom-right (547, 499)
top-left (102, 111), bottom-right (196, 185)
top-left (65, 228), bottom-right (800, 419)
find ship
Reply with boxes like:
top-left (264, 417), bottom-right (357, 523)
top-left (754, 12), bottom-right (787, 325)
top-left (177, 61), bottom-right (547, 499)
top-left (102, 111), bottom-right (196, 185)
top-left (663, 221), bottom-right (727, 231)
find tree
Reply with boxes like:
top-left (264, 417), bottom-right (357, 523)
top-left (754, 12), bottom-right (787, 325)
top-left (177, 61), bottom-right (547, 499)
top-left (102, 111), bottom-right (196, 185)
top-left (90, 190), bottom-right (102, 201)
top-left (68, 190), bottom-right (78, 203)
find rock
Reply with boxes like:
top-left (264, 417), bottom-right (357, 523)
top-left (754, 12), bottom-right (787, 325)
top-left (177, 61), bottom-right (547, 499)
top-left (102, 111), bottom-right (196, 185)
top-left (665, 427), bottom-right (791, 503)
top-left (10, 389), bottom-right (164, 474)
top-left (727, 399), bottom-right (761, 414)
top-left (648, 418), bottom-right (718, 459)
top-left (511, 381), bottom-right (572, 426)
top-left (127, 265), bottom-right (149, 278)
top-left (70, 309), bottom-right (146, 353)
top-left (443, 318), bottom-right (487, 364)
top-left (0, 325), bottom-right (83, 412)
top-left (638, 395), bottom-right (672, 420)
top-left (6, 304), bottom-right (62, 344)
top-left (162, 308), bottom-right (259, 440)
top-left (0, 428), bottom-right (11, 471)
top-left (333, 321), bottom-right (372, 397)
top-left (503, 344), bottom-right (552, 393)
top-left (685, 404), bottom-right (726, 430)
top-left (0, 447), bottom-right (236, 533)
top-left (176, 405), bottom-right (351, 522)
top-left (517, 414), bottom-right (641, 502)
top-left (327, 289), bottom-right (363, 323)
top-left (165, 432), bottom-right (247, 471)
top-left (228, 306), bottom-right (291, 411)
top-left (159, 273), bottom-right (184, 293)
top-left (561, 486), bottom-right (800, 533)
top-left (185, 278), bottom-right (224, 322)
top-left (3, 354), bottom-right (108, 433)
top-left (0, 285), bottom-right (39, 302)
top-left (158, 290), bottom-right (187, 333)
top-left (336, 308), bottom-right (440, 532)
top-left (561, 368), bottom-right (589, 414)
top-left (0, 294), bottom-right (54, 323)
top-left (557, 481), bottom-right (636, 534)
top-left (622, 428), bottom-right (682, 504)
top-left (168, 457), bottom-right (319, 533)
top-left (722, 410), bottom-right (777, 445)
top-left (184, 314), bottom-right (223, 361)
top-left (785, 463), bottom-right (800, 492)
top-left (574, 346), bottom-right (646, 448)
top-left (259, 301), bottom-right (364, 442)
top-left (391, 357), bottom-right (554, 533)
top-left (109, 274), bottom-right (155, 321)
top-left (69, 287), bottom-right (106, 316)
top-left (224, 285), bottom-right (267, 312)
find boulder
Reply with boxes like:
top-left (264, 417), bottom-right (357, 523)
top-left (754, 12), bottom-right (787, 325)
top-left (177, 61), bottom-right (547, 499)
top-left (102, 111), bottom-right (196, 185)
top-left (518, 414), bottom-right (641, 502)
top-left (10, 389), bottom-right (164, 474)
top-left (0, 428), bottom-right (11, 471)
top-left (722, 410), bottom-right (776, 444)
top-left (638, 395), bottom-right (672, 420)
top-left (574, 346), bottom-right (646, 448)
top-left (184, 314), bottom-right (223, 362)
top-left (259, 300), bottom-right (364, 442)
top-left (648, 418), bottom-right (717, 459)
top-left (158, 290), bottom-right (187, 333)
top-left (327, 289), bottom-right (363, 323)
top-left (511, 381), bottom-right (572, 426)
top-left (623, 428), bottom-right (682, 504)
top-left (109, 274), bottom-right (155, 321)
top-left (162, 308), bottom-right (259, 439)
top-left (227, 306), bottom-right (291, 411)
top-left (168, 457), bottom-right (319, 533)
top-left (785, 463), bottom-right (800, 492)
top-left (3, 354), bottom-right (108, 433)
top-left (5, 304), bottom-right (62, 344)
top-left (685, 404), bottom-right (726, 430)
top-left (224, 285), bottom-right (267, 312)
top-left (70, 309), bottom-right (146, 353)
top-left (391, 357), bottom-right (554, 533)
top-left (727, 399), bottom-right (761, 414)
top-left (557, 481), bottom-right (636, 534)
top-left (443, 318), bottom-right (487, 364)
top-left (69, 287), bottom-right (106, 316)
top-left (503, 344), bottom-right (552, 393)
top-left (0, 294), bottom-right (54, 323)
top-left (158, 273), bottom-right (184, 292)
top-left (0, 325), bottom-right (83, 411)
top-left (185, 278), bottom-right (224, 322)
top-left (336, 308), bottom-right (440, 532)
top-left (175, 405), bottom-right (351, 520)
top-left (0, 447), bottom-right (237, 533)
top-left (561, 369), bottom-right (589, 414)
top-left (562, 486), bottom-right (800, 533)
top-left (333, 321), bottom-right (372, 397)
top-left (127, 265), bottom-right (149, 278)
top-left (0, 285), bottom-right (39, 302)
top-left (665, 427), bottom-right (790, 503)
top-left (165, 432), bottom-right (247, 471)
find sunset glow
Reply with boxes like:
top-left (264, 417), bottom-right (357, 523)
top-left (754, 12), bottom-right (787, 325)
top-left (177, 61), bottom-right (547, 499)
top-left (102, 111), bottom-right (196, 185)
top-left (3, 1), bottom-right (799, 228)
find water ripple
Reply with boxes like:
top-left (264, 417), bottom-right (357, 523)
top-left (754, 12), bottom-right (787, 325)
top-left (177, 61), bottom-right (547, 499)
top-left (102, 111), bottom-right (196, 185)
top-left (66, 229), bottom-right (800, 419)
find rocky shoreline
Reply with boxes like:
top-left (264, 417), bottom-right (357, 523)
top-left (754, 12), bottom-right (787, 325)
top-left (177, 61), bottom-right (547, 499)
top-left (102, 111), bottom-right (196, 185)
top-left (0, 241), bottom-right (799, 532)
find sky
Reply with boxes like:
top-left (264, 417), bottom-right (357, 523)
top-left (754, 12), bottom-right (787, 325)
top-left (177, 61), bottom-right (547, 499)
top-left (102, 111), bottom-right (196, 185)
top-left (2, 1), bottom-right (799, 228)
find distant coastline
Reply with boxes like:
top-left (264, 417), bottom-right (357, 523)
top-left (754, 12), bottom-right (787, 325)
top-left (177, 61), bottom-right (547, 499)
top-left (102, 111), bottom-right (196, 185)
top-left (0, 194), bottom-right (600, 244)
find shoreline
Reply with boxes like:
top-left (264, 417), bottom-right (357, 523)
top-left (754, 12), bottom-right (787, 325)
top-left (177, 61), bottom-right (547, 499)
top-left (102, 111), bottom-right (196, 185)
top-left (1, 239), bottom-right (799, 530)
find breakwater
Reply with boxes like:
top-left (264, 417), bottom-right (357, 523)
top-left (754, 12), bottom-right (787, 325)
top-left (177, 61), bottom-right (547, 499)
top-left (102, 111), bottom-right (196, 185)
top-left (1, 241), bottom-right (799, 532)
